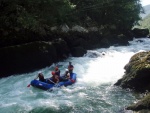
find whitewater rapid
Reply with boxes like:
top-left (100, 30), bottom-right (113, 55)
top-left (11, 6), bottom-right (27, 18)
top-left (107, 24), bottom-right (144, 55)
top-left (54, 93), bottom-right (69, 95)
top-left (0, 38), bottom-right (150, 113)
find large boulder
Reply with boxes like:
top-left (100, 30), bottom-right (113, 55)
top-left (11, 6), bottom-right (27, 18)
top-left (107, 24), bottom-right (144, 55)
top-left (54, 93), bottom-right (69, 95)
top-left (0, 41), bottom-right (57, 77)
top-left (132, 28), bottom-right (149, 38)
top-left (102, 34), bottom-right (129, 46)
top-left (71, 46), bottom-right (87, 57)
top-left (114, 51), bottom-right (150, 92)
top-left (114, 51), bottom-right (150, 112)
top-left (52, 38), bottom-right (70, 60)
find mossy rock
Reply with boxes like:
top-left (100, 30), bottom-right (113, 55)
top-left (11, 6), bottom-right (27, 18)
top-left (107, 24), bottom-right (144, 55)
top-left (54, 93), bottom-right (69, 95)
top-left (126, 93), bottom-right (150, 111)
top-left (115, 51), bottom-right (150, 92)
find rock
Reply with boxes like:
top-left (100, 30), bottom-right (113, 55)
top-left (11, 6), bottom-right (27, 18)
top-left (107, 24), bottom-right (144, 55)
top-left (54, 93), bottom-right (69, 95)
top-left (132, 28), bottom-right (149, 38)
top-left (71, 25), bottom-right (88, 32)
top-left (126, 93), bottom-right (150, 111)
top-left (114, 51), bottom-right (150, 92)
top-left (103, 34), bottom-right (129, 46)
top-left (0, 30), bottom-right (135, 77)
top-left (50, 26), bottom-right (58, 31)
top-left (0, 41), bottom-right (57, 77)
top-left (52, 38), bottom-right (70, 60)
top-left (115, 51), bottom-right (150, 112)
top-left (88, 27), bottom-right (98, 31)
top-left (71, 46), bottom-right (87, 57)
top-left (60, 24), bottom-right (70, 32)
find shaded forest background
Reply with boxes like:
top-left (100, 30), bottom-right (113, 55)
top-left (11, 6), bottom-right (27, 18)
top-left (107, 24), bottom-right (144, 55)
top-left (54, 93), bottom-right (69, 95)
top-left (0, 0), bottom-right (144, 46)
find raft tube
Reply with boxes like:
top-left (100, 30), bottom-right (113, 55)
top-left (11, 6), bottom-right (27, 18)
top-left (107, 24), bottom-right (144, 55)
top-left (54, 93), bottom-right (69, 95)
top-left (30, 73), bottom-right (76, 90)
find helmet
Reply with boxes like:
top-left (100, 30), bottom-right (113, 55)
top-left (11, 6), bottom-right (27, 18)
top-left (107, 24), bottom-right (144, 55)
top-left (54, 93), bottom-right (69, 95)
top-left (65, 69), bottom-right (69, 71)
top-left (51, 71), bottom-right (55, 75)
top-left (55, 66), bottom-right (58, 71)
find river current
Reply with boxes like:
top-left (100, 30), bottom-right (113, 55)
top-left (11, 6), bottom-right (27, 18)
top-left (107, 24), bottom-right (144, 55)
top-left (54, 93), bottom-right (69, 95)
top-left (0, 38), bottom-right (150, 113)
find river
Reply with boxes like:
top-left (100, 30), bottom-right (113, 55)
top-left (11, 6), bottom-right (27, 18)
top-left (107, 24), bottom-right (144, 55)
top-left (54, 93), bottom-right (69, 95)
top-left (0, 38), bottom-right (150, 113)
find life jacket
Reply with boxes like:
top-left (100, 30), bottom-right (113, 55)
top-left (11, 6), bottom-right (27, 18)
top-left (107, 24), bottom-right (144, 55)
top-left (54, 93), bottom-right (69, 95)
top-left (55, 70), bottom-right (60, 76)
top-left (55, 66), bottom-right (60, 76)
top-left (39, 74), bottom-right (45, 82)
top-left (52, 75), bottom-right (59, 83)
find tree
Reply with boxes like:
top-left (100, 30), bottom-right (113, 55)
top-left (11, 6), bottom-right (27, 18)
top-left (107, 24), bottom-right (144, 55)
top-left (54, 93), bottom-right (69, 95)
top-left (70, 0), bottom-right (143, 33)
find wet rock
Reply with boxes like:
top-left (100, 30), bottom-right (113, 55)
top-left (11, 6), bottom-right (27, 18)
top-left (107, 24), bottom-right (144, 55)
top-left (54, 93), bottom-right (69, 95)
top-left (71, 46), bottom-right (87, 57)
top-left (126, 93), bottom-right (150, 111)
top-left (103, 34), bottom-right (129, 46)
top-left (114, 51), bottom-right (150, 92)
top-left (84, 51), bottom-right (101, 58)
top-left (52, 38), bottom-right (70, 60)
top-left (132, 28), bottom-right (149, 38)
top-left (0, 41), bottom-right (57, 77)
top-left (0, 30), bottom-right (136, 77)
top-left (115, 51), bottom-right (150, 112)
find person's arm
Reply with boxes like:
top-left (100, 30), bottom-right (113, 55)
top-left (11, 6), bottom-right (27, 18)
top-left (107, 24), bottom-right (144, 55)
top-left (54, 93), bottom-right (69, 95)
top-left (55, 75), bottom-right (59, 83)
top-left (67, 73), bottom-right (70, 79)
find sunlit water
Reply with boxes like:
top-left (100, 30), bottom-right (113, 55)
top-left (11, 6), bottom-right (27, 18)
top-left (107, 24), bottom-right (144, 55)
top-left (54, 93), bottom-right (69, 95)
top-left (0, 38), bottom-right (150, 113)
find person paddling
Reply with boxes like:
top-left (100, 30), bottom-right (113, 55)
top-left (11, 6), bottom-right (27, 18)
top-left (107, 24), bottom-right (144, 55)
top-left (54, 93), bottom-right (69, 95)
top-left (68, 62), bottom-right (74, 73)
top-left (34, 71), bottom-right (45, 82)
top-left (54, 66), bottom-right (60, 77)
top-left (48, 71), bottom-right (59, 84)
top-left (61, 69), bottom-right (70, 81)
top-left (27, 71), bottom-right (45, 87)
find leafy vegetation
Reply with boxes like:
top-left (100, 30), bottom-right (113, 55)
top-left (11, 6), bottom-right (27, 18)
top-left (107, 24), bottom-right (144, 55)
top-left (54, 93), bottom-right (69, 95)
top-left (71, 0), bottom-right (143, 33)
top-left (0, 0), bottom-right (74, 35)
top-left (139, 14), bottom-right (150, 30)
top-left (0, 0), bottom-right (144, 37)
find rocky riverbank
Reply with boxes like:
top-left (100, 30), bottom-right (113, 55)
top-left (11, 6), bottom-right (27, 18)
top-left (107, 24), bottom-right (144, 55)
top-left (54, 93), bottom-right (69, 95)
top-left (114, 51), bottom-right (150, 112)
top-left (0, 27), bottom-right (149, 78)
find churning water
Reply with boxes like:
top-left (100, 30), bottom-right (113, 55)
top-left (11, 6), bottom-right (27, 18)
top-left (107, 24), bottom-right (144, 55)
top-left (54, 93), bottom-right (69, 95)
top-left (1, 38), bottom-right (150, 113)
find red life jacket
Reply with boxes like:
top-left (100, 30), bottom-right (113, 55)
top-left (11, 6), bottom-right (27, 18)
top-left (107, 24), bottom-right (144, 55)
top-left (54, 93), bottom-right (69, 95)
top-left (52, 75), bottom-right (59, 83)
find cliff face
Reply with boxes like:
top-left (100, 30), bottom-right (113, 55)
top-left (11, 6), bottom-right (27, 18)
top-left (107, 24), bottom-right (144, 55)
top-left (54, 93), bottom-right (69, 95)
top-left (114, 51), bottom-right (150, 111)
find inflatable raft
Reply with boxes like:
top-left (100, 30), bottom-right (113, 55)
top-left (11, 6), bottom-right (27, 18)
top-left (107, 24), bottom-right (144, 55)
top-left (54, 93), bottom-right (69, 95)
top-left (30, 73), bottom-right (77, 90)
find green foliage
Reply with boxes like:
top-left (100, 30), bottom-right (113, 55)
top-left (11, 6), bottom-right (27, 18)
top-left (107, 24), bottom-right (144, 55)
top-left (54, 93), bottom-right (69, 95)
top-left (135, 14), bottom-right (150, 31)
top-left (70, 0), bottom-right (143, 33)
top-left (0, 0), bottom-right (73, 35)
top-left (0, 0), bottom-right (143, 36)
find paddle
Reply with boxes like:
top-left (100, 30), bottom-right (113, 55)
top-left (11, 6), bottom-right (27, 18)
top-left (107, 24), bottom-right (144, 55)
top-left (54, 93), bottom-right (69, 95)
top-left (70, 79), bottom-right (75, 83)
top-left (27, 84), bottom-right (31, 87)
top-left (48, 78), bottom-right (60, 87)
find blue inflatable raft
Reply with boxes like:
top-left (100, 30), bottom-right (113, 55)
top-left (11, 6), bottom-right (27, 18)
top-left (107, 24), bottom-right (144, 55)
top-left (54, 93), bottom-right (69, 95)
top-left (30, 73), bottom-right (77, 90)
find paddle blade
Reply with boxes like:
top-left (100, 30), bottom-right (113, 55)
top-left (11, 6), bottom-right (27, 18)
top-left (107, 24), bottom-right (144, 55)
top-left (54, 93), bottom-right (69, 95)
top-left (27, 84), bottom-right (31, 87)
top-left (70, 79), bottom-right (75, 83)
